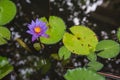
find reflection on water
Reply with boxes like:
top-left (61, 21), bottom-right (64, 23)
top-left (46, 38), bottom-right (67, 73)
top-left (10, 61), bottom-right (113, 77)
top-left (0, 0), bottom-right (120, 80)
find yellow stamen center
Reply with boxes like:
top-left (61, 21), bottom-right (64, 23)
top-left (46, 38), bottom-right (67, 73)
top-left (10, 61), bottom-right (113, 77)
top-left (34, 26), bottom-right (41, 33)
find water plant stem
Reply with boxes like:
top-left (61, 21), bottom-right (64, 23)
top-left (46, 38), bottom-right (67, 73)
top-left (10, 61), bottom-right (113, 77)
top-left (16, 38), bottom-right (32, 53)
top-left (98, 72), bottom-right (120, 79)
top-left (38, 38), bottom-right (43, 49)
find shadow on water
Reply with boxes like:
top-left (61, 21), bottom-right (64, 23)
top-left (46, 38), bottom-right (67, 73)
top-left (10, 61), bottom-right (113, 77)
top-left (0, 0), bottom-right (120, 80)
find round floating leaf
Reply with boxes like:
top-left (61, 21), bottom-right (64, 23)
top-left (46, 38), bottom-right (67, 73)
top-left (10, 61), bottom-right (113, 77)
top-left (87, 61), bottom-right (103, 71)
top-left (96, 40), bottom-right (120, 58)
top-left (0, 0), bottom-right (16, 25)
top-left (0, 56), bottom-right (13, 79)
top-left (64, 68), bottom-right (105, 80)
top-left (0, 26), bottom-right (11, 45)
top-left (58, 46), bottom-right (71, 60)
top-left (63, 26), bottom-right (98, 55)
top-left (40, 16), bottom-right (66, 44)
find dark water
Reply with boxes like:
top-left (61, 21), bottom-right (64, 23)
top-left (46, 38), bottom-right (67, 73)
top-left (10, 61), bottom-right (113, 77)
top-left (0, 0), bottom-right (120, 80)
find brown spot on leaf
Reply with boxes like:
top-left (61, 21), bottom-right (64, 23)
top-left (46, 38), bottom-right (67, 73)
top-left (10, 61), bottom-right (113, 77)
top-left (77, 37), bottom-right (81, 40)
top-left (81, 44), bottom-right (83, 46)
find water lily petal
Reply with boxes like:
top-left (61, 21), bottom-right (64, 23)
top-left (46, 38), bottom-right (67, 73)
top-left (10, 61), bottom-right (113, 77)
top-left (27, 18), bottom-right (49, 42)
top-left (41, 33), bottom-right (49, 38)
top-left (26, 30), bottom-right (33, 35)
top-left (32, 35), bottom-right (38, 42)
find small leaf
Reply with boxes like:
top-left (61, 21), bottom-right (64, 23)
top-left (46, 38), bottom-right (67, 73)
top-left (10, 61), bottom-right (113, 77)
top-left (64, 68), bottom-right (105, 80)
top-left (40, 16), bottom-right (66, 44)
top-left (0, 26), bottom-right (11, 45)
top-left (87, 61), bottom-right (103, 71)
top-left (96, 40), bottom-right (120, 58)
top-left (117, 28), bottom-right (120, 42)
top-left (87, 53), bottom-right (97, 61)
top-left (33, 43), bottom-right (41, 51)
top-left (0, 0), bottom-right (16, 25)
top-left (51, 53), bottom-right (60, 60)
top-left (58, 46), bottom-right (71, 60)
top-left (63, 26), bottom-right (98, 55)
top-left (0, 56), bottom-right (13, 79)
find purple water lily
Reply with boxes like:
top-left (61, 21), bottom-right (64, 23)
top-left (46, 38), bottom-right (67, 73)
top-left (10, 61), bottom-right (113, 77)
top-left (27, 18), bottom-right (48, 42)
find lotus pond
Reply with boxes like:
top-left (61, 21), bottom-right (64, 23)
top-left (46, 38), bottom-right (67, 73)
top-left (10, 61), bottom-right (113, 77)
top-left (0, 0), bottom-right (120, 80)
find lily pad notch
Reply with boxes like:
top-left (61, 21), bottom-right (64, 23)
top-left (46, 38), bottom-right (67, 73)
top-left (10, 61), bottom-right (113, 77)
top-left (40, 16), bottom-right (66, 44)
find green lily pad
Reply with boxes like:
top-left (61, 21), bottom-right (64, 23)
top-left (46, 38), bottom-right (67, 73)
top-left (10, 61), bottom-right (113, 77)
top-left (58, 46), bottom-right (71, 60)
top-left (87, 61), bottom-right (103, 71)
top-left (40, 16), bottom-right (66, 44)
top-left (0, 26), bottom-right (11, 45)
top-left (0, 0), bottom-right (16, 25)
top-left (64, 68), bottom-right (105, 80)
top-left (0, 56), bottom-right (13, 79)
top-left (63, 26), bottom-right (98, 55)
top-left (96, 40), bottom-right (120, 58)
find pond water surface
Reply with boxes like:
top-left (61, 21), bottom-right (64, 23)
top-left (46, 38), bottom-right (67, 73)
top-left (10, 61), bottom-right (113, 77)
top-left (0, 0), bottom-right (120, 80)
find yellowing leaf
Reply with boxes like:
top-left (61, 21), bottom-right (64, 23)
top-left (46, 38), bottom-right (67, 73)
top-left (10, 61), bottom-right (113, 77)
top-left (63, 26), bottom-right (98, 55)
